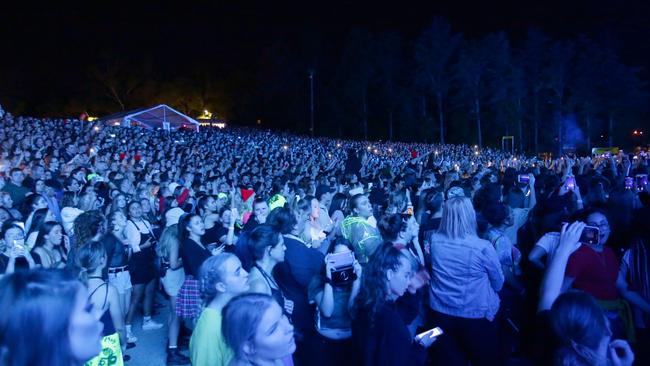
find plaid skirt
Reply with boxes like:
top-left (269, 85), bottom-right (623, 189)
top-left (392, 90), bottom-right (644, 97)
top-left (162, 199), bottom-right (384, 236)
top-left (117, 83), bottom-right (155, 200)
top-left (175, 276), bottom-right (201, 319)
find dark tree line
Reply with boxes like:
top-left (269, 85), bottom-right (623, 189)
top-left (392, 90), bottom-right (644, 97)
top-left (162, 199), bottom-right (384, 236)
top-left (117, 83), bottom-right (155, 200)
top-left (4, 18), bottom-right (646, 153)
top-left (256, 18), bottom-right (647, 153)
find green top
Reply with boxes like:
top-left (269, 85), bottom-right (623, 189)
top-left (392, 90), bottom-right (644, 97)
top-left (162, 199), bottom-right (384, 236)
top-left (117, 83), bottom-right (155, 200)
top-left (190, 307), bottom-right (233, 366)
top-left (341, 216), bottom-right (382, 264)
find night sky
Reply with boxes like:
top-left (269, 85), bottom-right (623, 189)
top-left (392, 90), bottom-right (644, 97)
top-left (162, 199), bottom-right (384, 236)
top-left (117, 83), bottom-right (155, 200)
top-left (2, 0), bottom-right (650, 124)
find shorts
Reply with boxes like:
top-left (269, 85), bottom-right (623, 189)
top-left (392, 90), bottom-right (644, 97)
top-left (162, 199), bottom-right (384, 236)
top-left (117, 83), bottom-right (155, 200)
top-left (161, 267), bottom-right (185, 297)
top-left (107, 269), bottom-right (133, 294)
top-left (128, 248), bottom-right (157, 285)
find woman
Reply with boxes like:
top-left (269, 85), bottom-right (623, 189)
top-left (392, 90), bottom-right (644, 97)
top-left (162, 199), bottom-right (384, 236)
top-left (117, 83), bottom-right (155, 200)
top-left (21, 193), bottom-right (48, 233)
top-left (551, 291), bottom-right (634, 366)
top-left (157, 222), bottom-right (189, 365)
top-left (109, 193), bottom-right (128, 216)
top-left (427, 196), bottom-right (504, 366)
top-left (247, 225), bottom-right (291, 312)
top-left (222, 293), bottom-right (296, 366)
top-left (341, 194), bottom-right (382, 265)
top-left (124, 201), bottom-right (163, 341)
top-left (190, 253), bottom-right (250, 366)
top-left (24, 207), bottom-right (56, 249)
top-left (76, 241), bottom-right (126, 363)
top-left (0, 269), bottom-right (104, 366)
top-left (31, 221), bottom-right (66, 268)
top-left (177, 213), bottom-right (216, 322)
top-left (0, 222), bottom-right (35, 275)
top-left (563, 208), bottom-right (633, 340)
top-left (103, 211), bottom-right (132, 327)
top-left (351, 244), bottom-right (435, 366)
top-left (328, 192), bottom-right (348, 226)
top-left (308, 238), bottom-right (362, 366)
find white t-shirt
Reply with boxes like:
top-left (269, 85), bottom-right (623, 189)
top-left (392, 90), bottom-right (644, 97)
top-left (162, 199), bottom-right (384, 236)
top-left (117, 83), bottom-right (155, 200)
top-left (533, 232), bottom-right (561, 265)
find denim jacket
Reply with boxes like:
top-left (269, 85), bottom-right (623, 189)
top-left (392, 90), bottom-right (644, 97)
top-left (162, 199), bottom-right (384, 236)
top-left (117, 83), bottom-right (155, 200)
top-left (428, 233), bottom-right (504, 321)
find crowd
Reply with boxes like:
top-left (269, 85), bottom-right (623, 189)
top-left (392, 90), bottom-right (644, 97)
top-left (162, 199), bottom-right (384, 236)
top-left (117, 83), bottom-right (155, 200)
top-left (0, 106), bottom-right (648, 366)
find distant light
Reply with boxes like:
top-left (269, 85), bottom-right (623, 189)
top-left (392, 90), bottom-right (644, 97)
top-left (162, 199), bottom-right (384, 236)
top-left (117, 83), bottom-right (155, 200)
top-left (283, 145), bottom-right (288, 150)
top-left (109, 134), bottom-right (116, 138)
top-left (388, 148), bottom-right (392, 153)
top-left (93, 126), bottom-right (99, 132)
top-left (257, 119), bottom-right (262, 125)
top-left (474, 151), bottom-right (479, 155)
top-left (367, 146), bottom-right (372, 150)
top-left (336, 143), bottom-right (341, 148)
top-left (373, 149), bottom-right (378, 154)
top-left (434, 150), bottom-right (439, 155)
top-left (87, 116), bottom-right (98, 122)
top-left (474, 145), bottom-right (478, 149)
top-left (113, 122), bottom-right (120, 126)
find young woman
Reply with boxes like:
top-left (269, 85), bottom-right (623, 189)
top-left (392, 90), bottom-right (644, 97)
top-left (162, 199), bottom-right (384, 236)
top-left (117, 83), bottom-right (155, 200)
top-left (190, 253), bottom-right (250, 366)
top-left (0, 222), bottom-right (35, 275)
top-left (157, 223), bottom-right (189, 365)
top-left (222, 293), bottom-right (296, 366)
top-left (177, 213), bottom-right (218, 322)
top-left (24, 207), bottom-right (56, 249)
top-left (247, 225), bottom-right (291, 314)
top-left (551, 292), bottom-right (634, 366)
top-left (427, 196), bottom-right (504, 366)
top-left (563, 208), bottom-right (633, 340)
top-left (308, 238), bottom-right (362, 366)
top-left (0, 268), bottom-right (104, 366)
top-left (341, 194), bottom-right (382, 265)
top-left (103, 211), bottom-right (132, 327)
top-left (351, 244), bottom-right (435, 366)
top-left (76, 241), bottom-right (126, 361)
top-left (31, 221), bottom-right (66, 268)
top-left (124, 201), bottom-right (163, 341)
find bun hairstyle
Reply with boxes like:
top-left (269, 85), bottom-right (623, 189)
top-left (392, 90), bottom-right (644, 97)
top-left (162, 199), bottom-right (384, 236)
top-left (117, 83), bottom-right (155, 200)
top-left (198, 253), bottom-right (237, 303)
top-left (75, 241), bottom-right (106, 283)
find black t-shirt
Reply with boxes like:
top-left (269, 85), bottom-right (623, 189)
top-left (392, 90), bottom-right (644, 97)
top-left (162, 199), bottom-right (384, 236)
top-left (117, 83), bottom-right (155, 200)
top-left (181, 238), bottom-right (211, 277)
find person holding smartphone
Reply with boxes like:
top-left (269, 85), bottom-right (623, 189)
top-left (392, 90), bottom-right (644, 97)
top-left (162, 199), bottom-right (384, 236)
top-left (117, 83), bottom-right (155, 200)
top-left (0, 221), bottom-right (35, 275)
top-left (352, 245), bottom-right (435, 366)
top-left (307, 238), bottom-right (362, 366)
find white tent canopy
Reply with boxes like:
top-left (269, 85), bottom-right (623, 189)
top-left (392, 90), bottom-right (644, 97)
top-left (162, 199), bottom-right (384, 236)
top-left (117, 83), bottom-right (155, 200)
top-left (101, 104), bottom-right (200, 132)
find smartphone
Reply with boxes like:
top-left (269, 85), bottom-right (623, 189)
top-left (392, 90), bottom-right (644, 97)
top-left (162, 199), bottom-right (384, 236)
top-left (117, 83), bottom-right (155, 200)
top-left (416, 327), bottom-right (444, 341)
top-left (637, 174), bottom-right (648, 192)
top-left (625, 177), bottom-right (634, 190)
top-left (565, 176), bottom-right (576, 191)
top-left (406, 206), bottom-right (414, 216)
top-left (579, 226), bottom-right (600, 245)
top-left (517, 174), bottom-right (530, 184)
top-left (328, 251), bottom-right (355, 269)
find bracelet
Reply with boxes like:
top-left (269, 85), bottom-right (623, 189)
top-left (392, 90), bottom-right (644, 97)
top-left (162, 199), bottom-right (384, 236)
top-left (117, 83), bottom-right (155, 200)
top-left (323, 277), bottom-right (332, 285)
top-left (576, 199), bottom-right (583, 203)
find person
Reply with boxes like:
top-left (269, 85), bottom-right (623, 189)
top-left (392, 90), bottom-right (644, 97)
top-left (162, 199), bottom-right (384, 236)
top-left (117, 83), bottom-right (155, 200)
top-left (157, 220), bottom-right (189, 365)
top-left (341, 194), bottom-right (382, 265)
top-left (351, 244), bottom-right (435, 366)
top-left (2, 168), bottom-right (30, 208)
top-left (222, 293), bottom-right (296, 366)
top-left (190, 253), bottom-right (250, 366)
top-left (563, 208), bottom-right (634, 340)
top-left (103, 211), bottom-right (132, 324)
top-left (124, 201), bottom-right (163, 342)
top-left (427, 196), bottom-right (504, 366)
top-left (0, 268), bottom-right (104, 366)
top-left (0, 222), bottom-right (35, 274)
top-left (247, 225), bottom-right (293, 314)
top-left (551, 292), bottom-right (635, 366)
top-left (76, 241), bottom-right (126, 363)
top-left (308, 238), bottom-right (362, 366)
top-left (177, 213), bottom-right (218, 322)
top-left (31, 221), bottom-right (66, 268)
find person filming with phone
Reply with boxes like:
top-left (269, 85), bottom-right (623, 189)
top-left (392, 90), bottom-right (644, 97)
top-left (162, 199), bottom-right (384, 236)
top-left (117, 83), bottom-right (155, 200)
top-left (562, 208), bottom-right (635, 341)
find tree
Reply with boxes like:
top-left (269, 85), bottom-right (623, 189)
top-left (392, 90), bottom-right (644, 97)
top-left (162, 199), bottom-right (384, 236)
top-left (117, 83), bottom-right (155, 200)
top-left (521, 29), bottom-right (549, 153)
top-left (545, 41), bottom-right (574, 155)
top-left (375, 32), bottom-right (404, 141)
top-left (415, 18), bottom-right (462, 144)
top-left (455, 33), bottom-right (508, 147)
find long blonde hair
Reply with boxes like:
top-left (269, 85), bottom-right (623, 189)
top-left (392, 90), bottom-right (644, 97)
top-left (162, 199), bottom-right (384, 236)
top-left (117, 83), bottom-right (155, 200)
top-left (437, 196), bottom-right (477, 240)
top-left (157, 224), bottom-right (179, 260)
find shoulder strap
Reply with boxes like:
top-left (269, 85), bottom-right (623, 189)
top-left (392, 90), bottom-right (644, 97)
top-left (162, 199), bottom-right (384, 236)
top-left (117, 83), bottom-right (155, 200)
top-left (88, 282), bottom-right (110, 309)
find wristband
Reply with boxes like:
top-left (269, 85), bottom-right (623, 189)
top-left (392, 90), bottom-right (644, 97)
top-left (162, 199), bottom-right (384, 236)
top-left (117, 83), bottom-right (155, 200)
top-left (323, 277), bottom-right (332, 285)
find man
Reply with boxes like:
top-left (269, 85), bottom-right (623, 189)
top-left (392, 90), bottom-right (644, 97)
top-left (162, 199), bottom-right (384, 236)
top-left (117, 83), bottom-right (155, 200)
top-left (22, 164), bottom-right (45, 191)
top-left (2, 168), bottom-right (30, 208)
top-left (242, 197), bottom-right (269, 232)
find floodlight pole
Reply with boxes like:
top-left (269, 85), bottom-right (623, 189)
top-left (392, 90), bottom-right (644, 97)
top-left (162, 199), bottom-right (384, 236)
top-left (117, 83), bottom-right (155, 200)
top-left (309, 70), bottom-right (314, 137)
